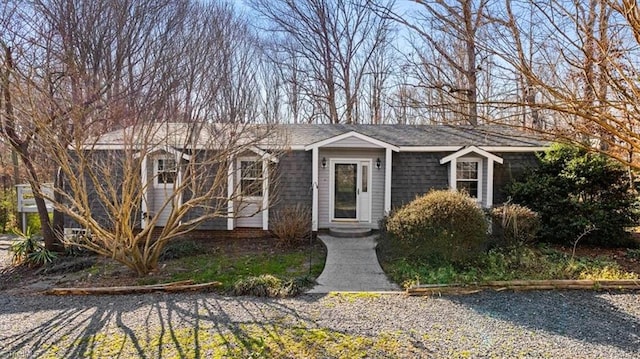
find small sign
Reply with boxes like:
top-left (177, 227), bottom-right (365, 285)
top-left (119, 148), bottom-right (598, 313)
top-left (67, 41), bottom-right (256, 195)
top-left (16, 183), bottom-right (54, 213)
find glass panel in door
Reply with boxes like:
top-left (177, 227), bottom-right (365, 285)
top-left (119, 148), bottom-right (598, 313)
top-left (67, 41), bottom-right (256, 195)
top-left (359, 162), bottom-right (370, 221)
top-left (334, 163), bottom-right (357, 219)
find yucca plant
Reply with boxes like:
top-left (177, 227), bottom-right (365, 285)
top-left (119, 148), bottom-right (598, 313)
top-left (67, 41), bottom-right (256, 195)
top-left (10, 227), bottom-right (57, 267)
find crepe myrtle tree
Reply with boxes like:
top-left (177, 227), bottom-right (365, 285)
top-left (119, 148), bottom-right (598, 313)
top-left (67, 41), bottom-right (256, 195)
top-left (44, 121), bottom-right (284, 276)
top-left (1, 0), bottom-right (282, 274)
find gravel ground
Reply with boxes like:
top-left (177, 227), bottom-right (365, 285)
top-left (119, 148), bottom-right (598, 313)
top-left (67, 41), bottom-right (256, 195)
top-left (0, 234), bottom-right (639, 358)
top-left (0, 290), bottom-right (638, 358)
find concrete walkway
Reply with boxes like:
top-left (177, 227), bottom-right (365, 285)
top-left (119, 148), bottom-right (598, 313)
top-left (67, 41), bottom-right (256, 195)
top-left (307, 234), bottom-right (400, 293)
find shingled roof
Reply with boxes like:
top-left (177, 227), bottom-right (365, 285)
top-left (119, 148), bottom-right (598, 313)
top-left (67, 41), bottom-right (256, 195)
top-left (282, 124), bottom-right (548, 148)
top-left (89, 122), bottom-right (549, 149)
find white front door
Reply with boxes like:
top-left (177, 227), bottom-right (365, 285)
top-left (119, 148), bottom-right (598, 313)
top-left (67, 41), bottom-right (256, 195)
top-left (150, 155), bottom-right (178, 227)
top-left (332, 160), bottom-right (371, 222)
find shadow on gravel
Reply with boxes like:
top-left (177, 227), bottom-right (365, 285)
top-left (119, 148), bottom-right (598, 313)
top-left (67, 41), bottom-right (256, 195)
top-left (450, 291), bottom-right (640, 352)
top-left (0, 293), bottom-right (324, 358)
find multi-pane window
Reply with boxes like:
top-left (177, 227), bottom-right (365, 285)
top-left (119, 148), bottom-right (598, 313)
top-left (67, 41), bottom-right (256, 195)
top-left (156, 157), bottom-right (177, 185)
top-left (240, 160), bottom-right (263, 197)
top-left (456, 160), bottom-right (479, 199)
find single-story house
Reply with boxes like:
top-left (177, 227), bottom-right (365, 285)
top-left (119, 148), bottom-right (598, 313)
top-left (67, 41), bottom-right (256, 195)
top-left (65, 123), bottom-right (548, 233)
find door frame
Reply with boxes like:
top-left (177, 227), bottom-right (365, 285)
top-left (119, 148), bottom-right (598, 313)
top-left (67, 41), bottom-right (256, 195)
top-left (328, 158), bottom-right (372, 223)
top-left (140, 150), bottom-right (187, 229)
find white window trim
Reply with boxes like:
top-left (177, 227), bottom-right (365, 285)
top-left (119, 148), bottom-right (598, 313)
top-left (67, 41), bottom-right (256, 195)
top-left (455, 157), bottom-right (483, 203)
top-left (153, 155), bottom-right (178, 188)
top-left (237, 156), bottom-right (264, 200)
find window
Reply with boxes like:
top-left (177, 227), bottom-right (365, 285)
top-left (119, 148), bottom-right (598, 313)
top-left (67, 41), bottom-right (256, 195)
top-left (456, 160), bottom-right (480, 199)
top-left (240, 159), bottom-right (263, 197)
top-left (155, 157), bottom-right (177, 185)
top-left (361, 164), bottom-right (368, 193)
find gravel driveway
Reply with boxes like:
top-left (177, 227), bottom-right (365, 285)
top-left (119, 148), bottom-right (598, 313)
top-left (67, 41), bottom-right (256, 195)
top-left (1, 235), bottom-right (639, 358)
top-left (0, 290), bottom-right (638, 358)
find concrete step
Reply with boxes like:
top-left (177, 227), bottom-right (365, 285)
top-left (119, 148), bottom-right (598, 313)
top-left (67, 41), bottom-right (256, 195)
top-left (328, 227), bottom-right (373, 238)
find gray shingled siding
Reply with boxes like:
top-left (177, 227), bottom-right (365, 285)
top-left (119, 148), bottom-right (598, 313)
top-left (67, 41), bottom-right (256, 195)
top-left (492, 152), bottom-right (540, 205)
top-left (180, 151), bottom-right (227, 230)
top-left (391, 152), bottom-right (450, 209)
top-left (65, 148), bottom-right (541, 232)
top-left (325, 136), bottom-right (382, 148)
top-left (390, 151), bottom-right (541, 210)
top-left (63, 150), bottom-right (132, 230)
top-left (268, 151), bottom-right (313, 230)
top-left (65, 150), bottom-right (229, 231)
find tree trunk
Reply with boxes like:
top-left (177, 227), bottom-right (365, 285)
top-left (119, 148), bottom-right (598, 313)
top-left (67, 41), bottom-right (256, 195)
top-left (463, 0), bottom-right (478, 126)
top-left (52, 167), bottom-right (64, 243)
top-left (11, 149), bottom-right (18, 185)
top-left (21, 154), bottom-right (61, 251)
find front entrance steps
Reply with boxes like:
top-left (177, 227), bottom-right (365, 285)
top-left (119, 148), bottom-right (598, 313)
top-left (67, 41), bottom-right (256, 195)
top-left (328, 227), bottom-right (373, 238)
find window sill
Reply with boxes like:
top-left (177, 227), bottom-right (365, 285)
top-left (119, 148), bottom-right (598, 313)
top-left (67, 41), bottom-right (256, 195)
top-left (153, 183), bottom-right (176, 188)
top-left (238, 196), bottom-right (264, 201)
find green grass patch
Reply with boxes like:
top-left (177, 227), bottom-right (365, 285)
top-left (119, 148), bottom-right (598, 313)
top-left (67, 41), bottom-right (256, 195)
top-left (381, 245), bottom-right (639, 289)
top-left (327, 292), bottom-right (381, 303)
top-left (168, 251), bottom-right (318, 287)
top-left (40, 323), bottom-right (418, 358)
top-left (135, 241), bottom-right (326, 295)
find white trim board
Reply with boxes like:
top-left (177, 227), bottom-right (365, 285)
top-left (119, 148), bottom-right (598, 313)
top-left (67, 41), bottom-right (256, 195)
top-left (440, 146), bottom-right (504, 164)
top-left (294, 145), bottom-right (546, 153)
top-left (400, 146), bottom-right (546, 152)
top-left (304, 131), bottom-right (400, 152)
top-left (134, 145), bottom-right (191, 160)
top-left (82, 143), bottom-right (547, 153)
top-left (311, 147), bottom-right (319, 231)
top-left (479, 146), bottom-right (548, 152)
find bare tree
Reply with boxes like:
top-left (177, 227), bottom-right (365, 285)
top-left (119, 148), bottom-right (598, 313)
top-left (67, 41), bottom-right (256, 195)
top-left (373, 0), bottom-right (490, 125)
top-left (1, 0), bottom-right (280, 274)
top-left (492, 0), bottom-right (640, 169)
top-left (1, 4), bottom-right (63, 249)
top-left (250, 0), bottom-right (395, 124)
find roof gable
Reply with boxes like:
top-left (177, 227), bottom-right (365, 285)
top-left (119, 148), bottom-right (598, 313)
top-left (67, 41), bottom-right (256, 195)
top-left (134, 145), bottom-right (191, 160)
top-left (304, 131), bottom-right (399, 152)
top-left (440, 146), bottom-right (504, 164)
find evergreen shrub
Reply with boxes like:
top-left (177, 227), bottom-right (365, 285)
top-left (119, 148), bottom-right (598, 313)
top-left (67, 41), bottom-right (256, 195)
top-left (507, 144), bottom-right (639, 247)
top-left (383, 190), bottom-right (488, 266)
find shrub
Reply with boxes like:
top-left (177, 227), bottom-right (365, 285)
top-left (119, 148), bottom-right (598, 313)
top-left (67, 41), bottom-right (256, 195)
top-left (0, 188), bottom-right (16, 232)
top-left (271, 204), bottom-right (311, 247)
top-left (232, 274), bottom-right (282, 297)
top-left (507, 143), bottom-right (640, 247)
top-left (10, 227), bottom-right (57, 267)
top-left (490, 203), bottom-right (540, 247)
top-left (230, 274), bottom-right (312, 297)
top-left (384, 190), bottom-right (488, 266)
top-left (626, 248), bottom-right (640, 260)
top-left (159, 240), bottom-right (203, 260)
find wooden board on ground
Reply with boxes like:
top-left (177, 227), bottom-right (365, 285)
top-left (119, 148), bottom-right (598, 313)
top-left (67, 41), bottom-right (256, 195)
top-left (44, 280), bottom-right (223, 295)
top-left (407, 279), bottom-right (640, 296)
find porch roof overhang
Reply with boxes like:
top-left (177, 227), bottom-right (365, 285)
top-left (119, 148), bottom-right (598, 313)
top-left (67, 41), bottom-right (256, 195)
top-left (304, 131), bottom-right (400, 152)
top-left (133, 145), bottom-right (192, 160)
top-left (439, 145), bottom-right (504, 165)
top-left (247, 146), bottom-right (279, 163)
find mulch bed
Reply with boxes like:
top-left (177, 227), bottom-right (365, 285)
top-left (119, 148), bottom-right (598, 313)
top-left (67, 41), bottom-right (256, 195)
top-left (552, 244), bottom-right (640, 274)
top-left (0, 233), bottom-right (321, 295)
